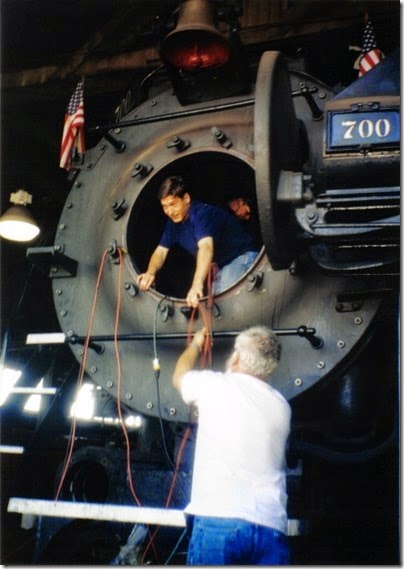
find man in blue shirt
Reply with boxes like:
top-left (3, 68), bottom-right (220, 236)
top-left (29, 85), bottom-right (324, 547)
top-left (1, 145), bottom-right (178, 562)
top-left (137, 176), bottom-right (258, 307)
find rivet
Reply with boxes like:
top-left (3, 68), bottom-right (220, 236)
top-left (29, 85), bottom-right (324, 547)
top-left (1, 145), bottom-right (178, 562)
top-left (78, 349), bottom-right (83, 356)
top-left (194, 410), bottom-right (199, 417)
top-left (59, 224), bottom-right (66, 230)
top-left (90, 366), bottom-right (97, 373)
top-left (125, 393), bottom-right (133, 400)
top-left (294, 378), bottom-right (302, 386)
top-left (67, 330), bottom-right (74, 337)
top-left (318, 91), bottom-right (326, 99)
top-left (146, 402), bottom-right (153, 409)
top-left (51, 266), bottom-right (58, 273)
top-left (106, 381), bottom-right (113, 388)
top-left (60, 309), bottom-right (67, 316)
top-left (169, 408), bottom-right (176, 416)
top-left (56, 289), bottom-right (62, 295)
top-left (317, 361), bottom-right (325, 369)
top-left (151, 100), bottom-right (157, 106)
top-left (67, 203), bottom-right (73, 209)
top-left (337, 340), bottom-right (345, 348)
top-left (354, 317), bottom-right (363, 325)
top-left (75, 181), bottom-right (81, 188)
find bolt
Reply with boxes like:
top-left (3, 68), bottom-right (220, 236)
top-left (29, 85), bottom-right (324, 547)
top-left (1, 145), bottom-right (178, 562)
top-left (106, 381), bottom-right (113, 388)
top-left (146, 402), bottom-right (153, 409)
top-left (337, 340), bottom-right (345, 348)
top-left (294, 378), bottom-right (302, 386)
top-left (67, 330), bottom-right (74, 337)
top-left (318, 91), bottom-right (326, 99)
top-left (317, 361), bottom-right (325, 369)
top-left (90, 366), bottom-right (97, 373)
top-left (354, 317), bottom-right (363, 325)
top-left (151, 100), bottom-right (157, 106)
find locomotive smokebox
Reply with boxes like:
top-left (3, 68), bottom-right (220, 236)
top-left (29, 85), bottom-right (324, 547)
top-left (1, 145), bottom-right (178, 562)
top-left (49, 52), bottom-right (392, 424)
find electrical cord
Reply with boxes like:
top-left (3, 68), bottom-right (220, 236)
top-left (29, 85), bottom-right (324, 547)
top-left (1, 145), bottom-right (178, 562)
top-left (114, 247), bottom-right (142, 506)
top-left (164, 527), bottom-right (188, 565)
top-left (153, 296), bottom-right (176, 472)
top-left (55, 248), bottom-right (109, 501)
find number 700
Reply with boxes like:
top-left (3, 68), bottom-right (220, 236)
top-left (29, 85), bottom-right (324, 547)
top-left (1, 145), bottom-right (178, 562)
top-left (341, 119), bottom-right (391, 139)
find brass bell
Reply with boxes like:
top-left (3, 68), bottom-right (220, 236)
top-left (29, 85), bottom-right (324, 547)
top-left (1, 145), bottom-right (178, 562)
top-left (161, 0), bottom-right (231, 71)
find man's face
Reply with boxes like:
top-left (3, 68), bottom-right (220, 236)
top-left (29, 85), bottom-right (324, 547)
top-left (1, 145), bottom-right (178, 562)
top-left (228, 198), bottom-right (251, 221)
top-left (160, 193), bottom-right (191, 223)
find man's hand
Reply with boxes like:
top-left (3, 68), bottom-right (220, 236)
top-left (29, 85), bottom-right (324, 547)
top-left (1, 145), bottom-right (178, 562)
top-left (137, 245), bottom-right (169, 291)
top-left (186, 282), bottom-right (204, 307)
top-left (137, 272), bottom-right (156, 291)
top-left (186, 237), bottom-right (214, 307)
top-left (172, 327), bottom-right (208, 391)
top-left (192, 327), bottom-right (207, 351)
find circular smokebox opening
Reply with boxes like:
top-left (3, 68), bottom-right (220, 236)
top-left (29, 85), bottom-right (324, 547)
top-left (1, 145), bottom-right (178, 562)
top-left (60, 460), bottom-right (110, 503)
top-left (127, 152), bottom-right (262, 299)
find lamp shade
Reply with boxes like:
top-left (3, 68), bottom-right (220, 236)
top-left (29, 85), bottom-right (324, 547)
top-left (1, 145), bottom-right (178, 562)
top-left (0, 205), bottom-right (40, 242)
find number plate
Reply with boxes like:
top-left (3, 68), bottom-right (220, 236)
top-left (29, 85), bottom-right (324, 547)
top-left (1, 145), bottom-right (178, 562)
top-left (327, 109), bottom-right (400, 151)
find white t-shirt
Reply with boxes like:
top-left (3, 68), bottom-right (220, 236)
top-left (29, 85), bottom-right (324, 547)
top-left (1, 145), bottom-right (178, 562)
top-left (181, 369), bottom-right (291, 534)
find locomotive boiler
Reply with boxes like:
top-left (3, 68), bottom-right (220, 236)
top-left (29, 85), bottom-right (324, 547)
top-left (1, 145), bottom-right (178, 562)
top-left (10, 6), bottom-right (399, 564)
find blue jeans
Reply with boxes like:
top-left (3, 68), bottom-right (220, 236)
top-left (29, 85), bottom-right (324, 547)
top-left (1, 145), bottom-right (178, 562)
top-left (213, 251), bottom-right (259, 295)
top-left (187, 516), bottom-right (290, 565)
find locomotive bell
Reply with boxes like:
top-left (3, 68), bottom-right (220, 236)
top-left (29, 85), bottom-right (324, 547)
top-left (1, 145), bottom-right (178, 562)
top-left (161, 0), bottom-right (231, 70)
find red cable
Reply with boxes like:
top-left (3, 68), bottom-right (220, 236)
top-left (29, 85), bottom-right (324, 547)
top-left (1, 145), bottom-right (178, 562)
top-left (55, 249), bottom-right (109, 501)
top-left (140, 264), bottom-right (216, 563)
top-left (114, 247), bottom-right (142, 506)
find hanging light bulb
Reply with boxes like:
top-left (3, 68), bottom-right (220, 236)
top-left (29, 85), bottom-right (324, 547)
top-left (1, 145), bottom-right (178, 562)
top-left (0, 190), bottom-right (40, 242)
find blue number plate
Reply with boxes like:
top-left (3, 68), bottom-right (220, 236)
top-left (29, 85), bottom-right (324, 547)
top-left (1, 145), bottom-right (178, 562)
top-left (327, 109), bottom-right (400, 151)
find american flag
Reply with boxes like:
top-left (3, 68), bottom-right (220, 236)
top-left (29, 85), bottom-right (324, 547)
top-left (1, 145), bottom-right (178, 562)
top-left (358, 18), bottom-right (384, 77)
top-left (60, 81), bottom-right (85, 171)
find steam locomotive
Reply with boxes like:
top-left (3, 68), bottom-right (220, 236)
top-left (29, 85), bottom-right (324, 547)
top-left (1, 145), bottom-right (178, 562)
top-left (6, 7), bottom-right (400, 564)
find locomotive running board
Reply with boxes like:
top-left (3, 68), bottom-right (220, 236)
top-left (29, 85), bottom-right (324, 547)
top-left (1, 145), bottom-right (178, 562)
top-left (8, 497), bottom-right (303, 535)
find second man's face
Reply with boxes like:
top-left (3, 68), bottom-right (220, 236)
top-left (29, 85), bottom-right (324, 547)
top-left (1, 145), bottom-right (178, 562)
top-left (228, 198), bottom-right (251, 221)
top-left (160, 193), bottom-right (191, 223)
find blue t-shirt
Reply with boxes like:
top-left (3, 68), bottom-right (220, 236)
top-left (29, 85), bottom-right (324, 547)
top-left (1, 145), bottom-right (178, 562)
top-left (159, 201), bottom-right (258, 268)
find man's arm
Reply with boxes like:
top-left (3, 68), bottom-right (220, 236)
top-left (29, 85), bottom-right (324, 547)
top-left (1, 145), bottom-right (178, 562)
top-left (137, 245), bottom-right (169, 290)
top-left (186, 236), bottom-right (214, 307)
top-left (172, 328), bottom-right (206, 391)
